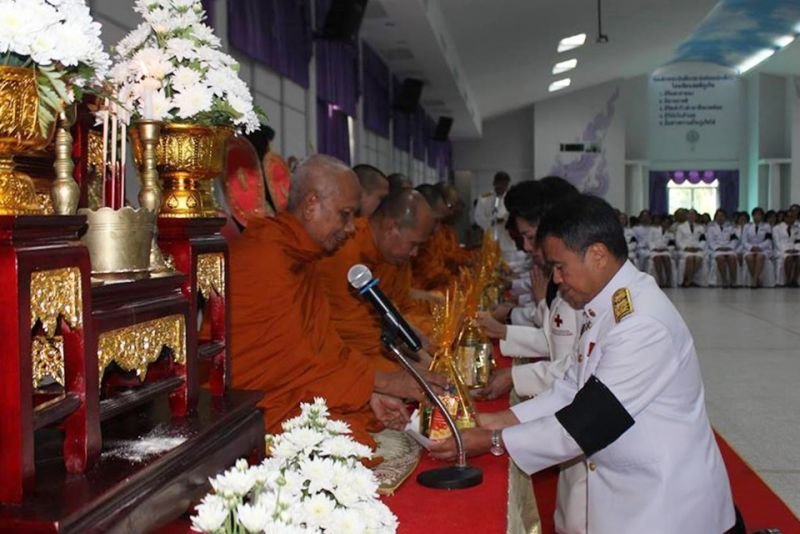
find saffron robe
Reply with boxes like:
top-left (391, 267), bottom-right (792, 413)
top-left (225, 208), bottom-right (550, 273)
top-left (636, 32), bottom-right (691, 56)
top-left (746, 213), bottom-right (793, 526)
top-left (229, 212), bottom-right (378, 447)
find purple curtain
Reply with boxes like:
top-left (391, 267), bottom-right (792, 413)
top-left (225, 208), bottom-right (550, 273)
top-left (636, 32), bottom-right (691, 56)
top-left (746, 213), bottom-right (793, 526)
top-left (202, 0), bottom-right (215, 28)
top-left (411, 106), bottom-right (426, 161)
top-left (649, 170), bottom-right (739, 215)
top-left (315, 0), bottom-right (359, 117)
top-left (317, 100), bottom-right (351, 164)
top-left (227, 0), bottom-right (313, 88)
top-left (392, 77), bottom-right (411, 151)
top-left (362, 44), bottom-right (390, 138)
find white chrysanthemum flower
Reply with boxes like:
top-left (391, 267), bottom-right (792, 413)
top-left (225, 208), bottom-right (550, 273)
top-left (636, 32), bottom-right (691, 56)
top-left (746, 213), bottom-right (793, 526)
top-left (173, 84), bottom-right (213, 118)
top-left (209, 464), bottom-right (257, 497)
top-left (302, 493), bottom-right (336, 530)
top-left (131, 47), bottom-right (172, 79)
top-left (299, 457), bottom-right (336, 494)
top-left (190, 495), bottom-right (230, 533)
top-left (171, 65), bottom-right (201, 92)
top-left (191, 23), bottom-right (221, 47)
top-left (287, 427), bottom-right (326, 451)
top-left (116, 22), bottom-right (150, 57)
top-left (237, 501), bottom-right (271, 533)
top-left (165, 37), bottom-right (195, 61)
top-left (329, 508), bottom-right (367, 534)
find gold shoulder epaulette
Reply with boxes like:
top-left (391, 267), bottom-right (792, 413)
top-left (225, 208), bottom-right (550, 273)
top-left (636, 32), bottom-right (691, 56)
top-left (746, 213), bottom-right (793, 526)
top-left (612, 288), bottom-right (634, 323)
top-left (481, 192), bottom-right (492, 197)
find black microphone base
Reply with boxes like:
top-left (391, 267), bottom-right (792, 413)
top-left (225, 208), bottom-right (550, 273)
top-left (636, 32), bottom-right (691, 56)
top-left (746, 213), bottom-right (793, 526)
top-left (416, 464), bottom-right (483, 489)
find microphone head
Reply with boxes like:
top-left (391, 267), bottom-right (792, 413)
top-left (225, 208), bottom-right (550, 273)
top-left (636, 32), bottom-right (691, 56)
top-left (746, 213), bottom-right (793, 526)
top-left (347, 264), bottom-right (373, 290)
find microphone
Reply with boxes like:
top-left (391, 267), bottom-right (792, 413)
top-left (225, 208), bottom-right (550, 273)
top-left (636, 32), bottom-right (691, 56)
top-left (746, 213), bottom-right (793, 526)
top-left (347, 264), bottom-right (422, 352)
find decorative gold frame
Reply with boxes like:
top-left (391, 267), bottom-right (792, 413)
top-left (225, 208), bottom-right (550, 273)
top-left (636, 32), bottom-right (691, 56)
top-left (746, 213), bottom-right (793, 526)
top-left (196, 253), bottom-right (225, 298)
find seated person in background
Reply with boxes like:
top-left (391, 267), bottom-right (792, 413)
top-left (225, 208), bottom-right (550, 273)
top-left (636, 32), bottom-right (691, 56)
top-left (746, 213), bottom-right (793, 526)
top-left (706, 208), bottom-right (739, 288)
top-left (618, 212), bottom-right (638, 265)
top-left (646, 214), bottom-right (676, 288)
top-left (675, 208), bottom-right (706, 287)
top-left (741, 207), bottom-right (773, 288)
top-left (353, 164), bottom-right (389, 218)
top-left (317, 188), bottom-right (437, 370)
top-left (387, 173), bottom-right (413, 193)
top-left (766, 209), bottom-right (778, 227)
top-left (772, 208), bottom-right (800, 287)
top-left (229, 155), bottom-right (433, 449)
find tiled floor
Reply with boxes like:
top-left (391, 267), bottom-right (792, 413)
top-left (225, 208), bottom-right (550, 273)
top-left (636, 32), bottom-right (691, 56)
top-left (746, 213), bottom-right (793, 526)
top-left (666, 287), bottom-right (800, 517)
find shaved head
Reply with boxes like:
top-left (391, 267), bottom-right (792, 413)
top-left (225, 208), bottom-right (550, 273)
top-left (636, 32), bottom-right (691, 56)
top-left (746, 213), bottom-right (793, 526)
top-left (371, 190), bottom-right (435, 265)
top-left (436, 182), bottom-right (463, 222)
top-left (353, 164), bottom-right (389, 217)
top-left (415, 183), bottom-right (448, 222)
top-left (288, 154), bottom-right (360, 252)
top-left (387, 173), bottom-right (413, 193)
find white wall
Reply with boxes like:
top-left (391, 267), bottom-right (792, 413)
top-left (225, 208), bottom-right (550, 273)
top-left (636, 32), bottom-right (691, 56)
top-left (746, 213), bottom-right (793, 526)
top-left (451, 106), bottom-right (534, 198)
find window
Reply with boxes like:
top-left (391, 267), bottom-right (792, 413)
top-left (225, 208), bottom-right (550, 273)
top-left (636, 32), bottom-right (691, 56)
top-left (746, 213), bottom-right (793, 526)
top-left (667, 178), bottom-right (719, 215)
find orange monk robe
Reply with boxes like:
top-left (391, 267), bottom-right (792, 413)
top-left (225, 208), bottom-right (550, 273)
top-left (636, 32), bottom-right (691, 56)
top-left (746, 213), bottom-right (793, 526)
top-left (388, 262), bottom-right (434, 338)
top-left (317, 218), bottom-right (400, 373)
top-left (229, 213), bottom-right (379, 447)
top-left (411, 226), bottom-right (452, 291)
top-left (441, 223), bottom-right (472, 270)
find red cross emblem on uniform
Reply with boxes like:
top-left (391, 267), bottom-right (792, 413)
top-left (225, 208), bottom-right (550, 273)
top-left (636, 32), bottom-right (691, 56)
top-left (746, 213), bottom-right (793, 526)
top-left (554, 314), bottom-right (563, 327)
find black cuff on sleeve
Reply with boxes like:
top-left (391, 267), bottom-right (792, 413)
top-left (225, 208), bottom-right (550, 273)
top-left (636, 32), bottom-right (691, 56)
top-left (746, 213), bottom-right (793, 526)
top-left (555, 375), bottom-right (635, 457)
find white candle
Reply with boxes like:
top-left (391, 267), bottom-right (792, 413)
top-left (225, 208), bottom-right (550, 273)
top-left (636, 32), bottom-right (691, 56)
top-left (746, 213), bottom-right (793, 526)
top-left (101, 100), bottom-right (109, 207)
top-left (110, 106), bottom-right (118, 207)
top-left (143, 86), bottom-right (154, 120)
top-left (120, 121), bottom-right (127, 206)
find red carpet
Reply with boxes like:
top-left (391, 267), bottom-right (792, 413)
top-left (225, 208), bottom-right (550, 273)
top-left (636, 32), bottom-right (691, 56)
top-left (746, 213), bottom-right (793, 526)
top-left (531, 434), bottom-right (800, 534)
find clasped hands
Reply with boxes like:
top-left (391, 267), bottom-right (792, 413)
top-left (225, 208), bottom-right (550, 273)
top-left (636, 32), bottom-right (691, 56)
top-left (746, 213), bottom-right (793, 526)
top-left (427, 409), bottom-right (520, 462)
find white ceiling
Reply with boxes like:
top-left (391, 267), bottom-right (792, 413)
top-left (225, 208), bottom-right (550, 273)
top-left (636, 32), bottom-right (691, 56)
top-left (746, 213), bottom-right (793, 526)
top-left (362, 0), bottom-right (721, 139)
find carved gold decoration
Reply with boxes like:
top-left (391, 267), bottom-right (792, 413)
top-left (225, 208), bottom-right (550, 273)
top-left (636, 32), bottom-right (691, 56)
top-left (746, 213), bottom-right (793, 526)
top-left (0, 66), bottom-right (57, 215)
top-left (78, 206), bottom-right (155, 279)
top-left (51, 106), bottom-right (79, 215)
top-left (97, 314), bottom-right (186, 381)
top-left (30, 267), bottom-right (83, 337)
top-left (87, 129), bottom-right (104, 210)
top-left (130, 123), bottom-right (233, 218)
top-left (197, 253), bottom-right (225, 298)
top-left (32, 335), bottom-right (65, 388)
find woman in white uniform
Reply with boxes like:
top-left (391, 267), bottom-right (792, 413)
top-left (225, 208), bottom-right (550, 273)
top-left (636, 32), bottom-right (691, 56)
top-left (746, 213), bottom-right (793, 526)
top-left (645, 214), bottom-right (676, 288)
top-left (741, 207), bottom-right (773, 288)
top-left (706, 209), bottom-right (739, 288)
top-left (772, 209), bottom-right (800, 287)
top-left (675, 208), bottom-right (707, 287)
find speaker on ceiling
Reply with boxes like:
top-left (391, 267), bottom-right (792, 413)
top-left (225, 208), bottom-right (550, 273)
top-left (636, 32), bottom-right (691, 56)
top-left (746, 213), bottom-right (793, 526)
top-left (393, 78), bottom-right (424, 113)
top-left (317, 0), bottom-right (368, 43)
top-left (432, 116), bottom-right (453, 141)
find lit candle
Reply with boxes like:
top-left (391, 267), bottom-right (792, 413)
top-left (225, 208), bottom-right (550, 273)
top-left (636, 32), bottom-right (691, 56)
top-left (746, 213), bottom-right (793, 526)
top-left (139, 61), bottom-right (160, 120)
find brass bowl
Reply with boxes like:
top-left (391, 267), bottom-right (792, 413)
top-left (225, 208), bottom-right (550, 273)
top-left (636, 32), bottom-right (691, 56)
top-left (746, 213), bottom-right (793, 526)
top-left (130, 123), bottom-right (233, 218)
top-left (79, 207), bottom-right (155, 280)
top-left (0, 66), bottom-right (57, 215)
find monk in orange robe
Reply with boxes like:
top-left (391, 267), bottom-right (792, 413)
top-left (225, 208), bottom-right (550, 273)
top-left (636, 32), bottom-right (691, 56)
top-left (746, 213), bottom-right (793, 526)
top-left (353, 164), bottom-right (389, 218)
top-left (317, 190), bottom-right (435, 372)
top-left (411, 184), bottom-right (457, 291)
top-left (229, 155), bottom-right (426, 448)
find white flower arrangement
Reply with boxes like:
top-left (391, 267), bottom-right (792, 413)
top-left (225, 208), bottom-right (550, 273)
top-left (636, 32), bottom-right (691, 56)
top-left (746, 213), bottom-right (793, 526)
top-left (0, 0), bottom-right (110, 134)
top-left (112, 0), bottom-right (263, 133)
top-left (191, 398), bottom-right (398, 534)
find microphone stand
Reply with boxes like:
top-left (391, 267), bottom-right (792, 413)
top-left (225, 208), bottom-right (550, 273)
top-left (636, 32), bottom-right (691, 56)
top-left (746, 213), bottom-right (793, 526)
top-left (381, 328), bottom-right (482, 489)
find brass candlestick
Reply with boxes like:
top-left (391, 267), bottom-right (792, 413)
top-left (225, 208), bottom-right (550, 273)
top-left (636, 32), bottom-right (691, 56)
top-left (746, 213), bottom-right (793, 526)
top-left (51, 106), bottom-right (79, 215)
top-left (136, 120), bottom-right (174, 273)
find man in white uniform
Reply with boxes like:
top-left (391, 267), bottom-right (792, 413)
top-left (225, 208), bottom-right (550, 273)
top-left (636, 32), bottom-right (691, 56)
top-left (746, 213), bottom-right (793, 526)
top-left (474, 171), bottom-right (522, 263)
top-left (430, 194), bottom-right (735, 534)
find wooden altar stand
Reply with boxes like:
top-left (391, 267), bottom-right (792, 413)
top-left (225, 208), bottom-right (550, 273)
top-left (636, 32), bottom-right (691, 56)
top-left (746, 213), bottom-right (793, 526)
top-left (0, 210), bottom-right (263, 532)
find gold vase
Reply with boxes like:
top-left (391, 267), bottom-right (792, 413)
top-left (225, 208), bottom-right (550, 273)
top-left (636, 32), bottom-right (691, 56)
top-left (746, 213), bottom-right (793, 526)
top-left (0, 66), bottom-right (57, 215)
top-left (454, 318), bottom-right (494, 389)
top-left (130, 123), bottom-right (233, 218)
top-left (78, 206), bottom-right (155, 280)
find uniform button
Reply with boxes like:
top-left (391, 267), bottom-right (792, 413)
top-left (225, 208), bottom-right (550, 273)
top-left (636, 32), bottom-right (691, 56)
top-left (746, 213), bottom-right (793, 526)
top-left (588, 309), bottom-right (596, 317)
top-left (588, 462), bottom-right (597, 471)
top-left (578, 354), bottom-right (584, 363)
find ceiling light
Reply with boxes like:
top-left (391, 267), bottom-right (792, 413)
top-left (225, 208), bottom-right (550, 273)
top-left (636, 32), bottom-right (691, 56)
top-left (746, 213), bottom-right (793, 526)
top-left (553, 59), bottom-right (578, 75)
top-left (774, 35), bottom-right (795, 48)
top-left (736, 49), bottom-right (775, 74)
top-left (549, 78), bottom-right (571, 92)
top-left (557, 33), bottom-right (586, 53)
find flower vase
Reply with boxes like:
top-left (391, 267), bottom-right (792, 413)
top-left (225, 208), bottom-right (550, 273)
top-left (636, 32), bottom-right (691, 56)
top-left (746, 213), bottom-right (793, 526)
top-left (0, 66), bottom-right (57, 215)
top-left (130, 123), bottom-right (233, 218)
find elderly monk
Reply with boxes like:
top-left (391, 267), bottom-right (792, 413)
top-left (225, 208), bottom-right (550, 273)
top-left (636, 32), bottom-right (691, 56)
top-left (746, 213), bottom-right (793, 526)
top-left (353, 164), bottom-right (389, 218)
top-left (411, 184), bottom-right (460, 291)
top-left (317, 189), bottom-right (436, 371)
top-left (230, 154), bottom-right (426, 448)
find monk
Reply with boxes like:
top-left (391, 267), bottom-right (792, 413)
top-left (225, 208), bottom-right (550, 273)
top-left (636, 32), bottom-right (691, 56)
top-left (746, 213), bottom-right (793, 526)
top-left (437, 183), bottom-right (473, 269)
top-left (317, 189), bottom-right (436, 371)
top-left (353, 164), bottom-right (389, 218)
top-left (387, 172), bottom-right (413, 193)
top-left (411, 184), bottom-right (458, 291)
top-left (229, 154), bottom-right (428, 448)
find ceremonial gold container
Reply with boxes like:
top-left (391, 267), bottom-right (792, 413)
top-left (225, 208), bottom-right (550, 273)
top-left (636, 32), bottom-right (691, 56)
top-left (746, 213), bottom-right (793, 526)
top-left (130, 123), bottom-right (233, 218)
top-left (0, 66), bottom-right (57, 215)
top-left (78, 206), bottom-right (155, 280)
top-left (454, 318), bottom-right (493, 389)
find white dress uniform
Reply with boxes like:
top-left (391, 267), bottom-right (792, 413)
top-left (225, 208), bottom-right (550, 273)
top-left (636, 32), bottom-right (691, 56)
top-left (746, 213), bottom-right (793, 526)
top-left (675, 221), bottom-right (708, 286)
top-left (740, 222), bottom-right (775, 287)
top-left (706, 222), bottom-right (738, 287)
top-left (643, 226), bottom-right (677, 287)
top-left (502, 262), bottom-right (735, 534)
top-left (509, 298), bottom-right (547, 328)
top-left (772, 221), bottom-right (800, 285)
top-left (474, 191), bottom-right (519, 263)
top-left (622, 228), bottom-right (638, 266)
top-left (631, 224), bottom-right (651, 269)
top-left (500, 293), bottom-right (587, 534)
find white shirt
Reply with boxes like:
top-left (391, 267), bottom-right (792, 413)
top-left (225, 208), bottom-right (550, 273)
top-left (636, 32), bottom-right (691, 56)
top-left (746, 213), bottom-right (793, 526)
top-left (772, 221), bottom-right (800, 255)
top-left (646, 226), bottom-right (675, 254)
top-left (675, 221), bottom-right (706, 253)
top-left (503, 261), bottom-right (735, 534)
top-left (706, 222), bottom-right (738, 254)
top-left (741, 221), bottom-right (773, 257)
